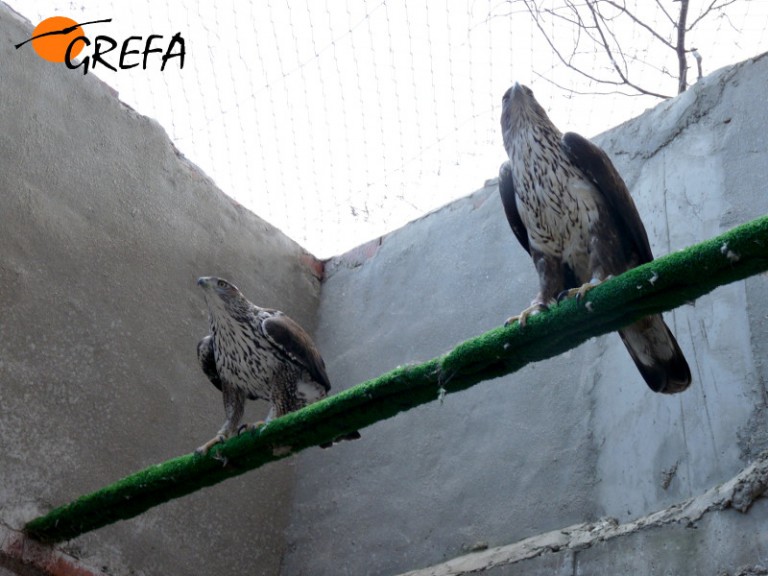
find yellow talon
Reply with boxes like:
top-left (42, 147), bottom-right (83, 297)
top-left (237, 420), bottom-right (265, 435)
top-left (505, 302), bottom-right (548, 328)
top-left (195, 434), bottom-right (225, 455)
top-left (558, 277), bottom-right (611, 302)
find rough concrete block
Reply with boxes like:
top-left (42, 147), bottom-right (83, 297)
top-left (0, 5), bottom-right (320, 575)
top-left (574, 501), bottom-right (768, 575)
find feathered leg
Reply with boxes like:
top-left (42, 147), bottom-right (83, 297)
top-left (506, 250), bottom-right (563, 327)
top-left (196, 384), bottom-right (246, 455)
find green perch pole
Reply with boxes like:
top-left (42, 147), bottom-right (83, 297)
top-left (25, 215), bottom-right (768, 544)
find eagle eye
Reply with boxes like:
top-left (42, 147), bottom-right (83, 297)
top-left (217, 280), bottom-right (228, 288)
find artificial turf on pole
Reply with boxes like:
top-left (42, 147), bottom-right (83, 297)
top-left (25, 215), bottom-right (768, 544)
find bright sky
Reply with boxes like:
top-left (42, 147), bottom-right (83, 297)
top-left (11, 1), bottom-right (768, 257)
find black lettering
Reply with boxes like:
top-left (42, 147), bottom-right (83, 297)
top-left (142, 35), bottom-right (164, 69)
top-left (64, 36), bottom-right (90, 75)
top-left (91, 36), bottom-right (118, 72)
top-left (119, 36), bottom-right (142, 69)
top-left (161, 32), bottom-right (185, 71)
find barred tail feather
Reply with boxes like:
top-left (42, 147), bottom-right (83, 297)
top-left (619, 315), bottom-right (692, 394)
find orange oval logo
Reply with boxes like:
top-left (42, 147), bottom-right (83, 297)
top-left (31, 16), bottom-right (85, 63)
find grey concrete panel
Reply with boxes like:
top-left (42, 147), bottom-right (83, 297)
top-left (573, 501), bottom-right (768, 576)
top-left (0, 6), bottom-right (321, 575)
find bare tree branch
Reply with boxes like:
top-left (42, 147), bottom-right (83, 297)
top-left (627, 50), bottom-right (680, 81)
top-left (521, 0), bottom-right (625, 87)
top-left (602, 7), bottom-right (633, 76)
top-left (505, 0), bottom-right (739, 100)
top-left (687, 0), bottom-right (739, 31)
top-left (655, 0), bottom-right (677, 27)
top-left (676, 0), bottom-right (690, 93)
top-left (541, 7), bottom-right (584, 29)
top-left (659, 68), bottom-right (679, 82)
top-left (585, 1), bottom-right (672, 98)
top-left (600, 0), bottom-right (677, 49)
top-left (532, 69), bottom-right (659, 99)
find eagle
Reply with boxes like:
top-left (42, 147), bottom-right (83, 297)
top-left (498, 83), bottom-right (691, 394)
top-left (195, 276), bottom-right (360, 454)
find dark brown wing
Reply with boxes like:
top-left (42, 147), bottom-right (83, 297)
top-left (498, 161), bottom-right (530, 255)
top-left (561, 132), bottom-right (653, 265)
top-left (262, 313), bottom-right (332, 392)
top-left (563, 133), bottom-right (691, 393)
top-left (197, 335), bottom-right (222, 392)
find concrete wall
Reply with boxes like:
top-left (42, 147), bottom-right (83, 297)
top-left (0, 5), bottom-right (323, 576)
top-left (283, 54), bottom-right (768, 575)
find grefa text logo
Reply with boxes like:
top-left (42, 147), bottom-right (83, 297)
top-left (15, 16), bottom-right (186, 75)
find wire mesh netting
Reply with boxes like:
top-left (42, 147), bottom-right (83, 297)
top-left (10, 1), bottom-right (767, 257)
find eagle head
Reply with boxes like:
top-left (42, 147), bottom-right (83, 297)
top-left (197, 276), bottom-right (250, 316)
top-left (500, 83), bottom-right (560, 152)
